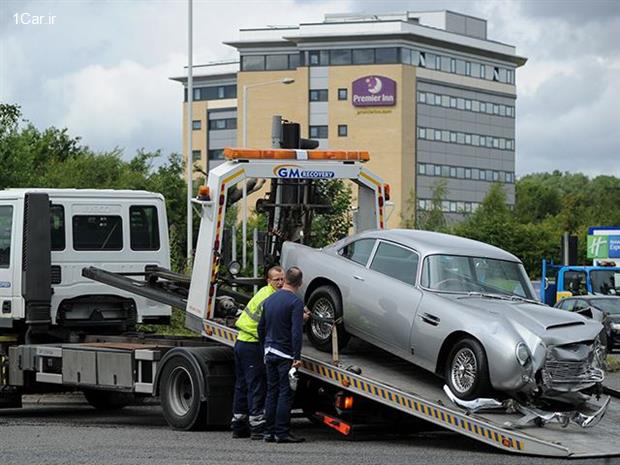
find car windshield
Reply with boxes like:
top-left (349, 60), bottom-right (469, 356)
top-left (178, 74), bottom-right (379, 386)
top-left (422, 254), bottom-right (535, 299)
top-left (591, 298), bottom-right (620, 314)
top-left (590, 270), bottom-right (620, 295)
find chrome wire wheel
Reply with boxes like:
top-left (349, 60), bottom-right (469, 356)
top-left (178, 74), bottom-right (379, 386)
top-left (311, 297), bottom-right (335, 341)
top-left (168, 366), bottom-right (195, 417)
top-left (450, 348), bottom-right (478, 394)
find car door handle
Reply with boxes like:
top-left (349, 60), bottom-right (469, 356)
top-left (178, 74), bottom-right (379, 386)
top-left (420, 313), bottom-right (440, 326)
top-left (353, 275), bottom-right (365, 281)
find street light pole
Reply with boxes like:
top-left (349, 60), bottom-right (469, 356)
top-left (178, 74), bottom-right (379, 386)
top-left (186, 0), bottom-right (194, 270)
top-left (240, 77), bottom-right (294, 269)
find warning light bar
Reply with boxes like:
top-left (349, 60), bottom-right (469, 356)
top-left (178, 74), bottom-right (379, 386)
top-left (224, 148), bottom-right (370, 162)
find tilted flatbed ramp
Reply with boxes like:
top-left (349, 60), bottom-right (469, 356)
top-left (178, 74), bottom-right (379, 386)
top-left (203, 319), bottom-right (620, 458)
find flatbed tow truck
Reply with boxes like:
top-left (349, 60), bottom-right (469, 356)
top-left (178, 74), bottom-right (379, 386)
top-left (3, 132), bottom-right (620, 457)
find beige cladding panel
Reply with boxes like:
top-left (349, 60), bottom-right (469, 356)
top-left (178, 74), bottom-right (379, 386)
top-left (328, 65), bottom-right (409, 228)
top-left (401, 66), bottom-right (416, 227)
top-left (183, 101), bottom-right (208, 177)
top-left (237, 69), bottom-right (309, 148)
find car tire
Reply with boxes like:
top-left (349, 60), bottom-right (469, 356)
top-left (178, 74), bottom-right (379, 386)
top-left (445, 338), bottom-right (492, 400)
top-left (307, 285), bottom-right (350, 353)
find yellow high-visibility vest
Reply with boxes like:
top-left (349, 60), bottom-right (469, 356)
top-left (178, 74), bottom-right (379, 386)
top-left (235, 285), bottom-right (276, 342)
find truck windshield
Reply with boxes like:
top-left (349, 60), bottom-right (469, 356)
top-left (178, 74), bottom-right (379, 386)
top-left (422, 254), bottom-right (535, 299)
top-left (590, 270), bottom-right (619, 295)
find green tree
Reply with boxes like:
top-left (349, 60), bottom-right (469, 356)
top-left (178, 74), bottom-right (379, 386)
top-left (416, 179), bottom-right (448, 232)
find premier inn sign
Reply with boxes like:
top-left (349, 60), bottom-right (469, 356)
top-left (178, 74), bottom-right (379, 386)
top-left (352, 76), bottom-right (396, 107)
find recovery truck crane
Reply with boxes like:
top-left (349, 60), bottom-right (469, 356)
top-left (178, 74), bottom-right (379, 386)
top-left (2, 120), bottom-right (620, 458)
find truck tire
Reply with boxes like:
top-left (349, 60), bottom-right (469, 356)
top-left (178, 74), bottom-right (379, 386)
top-left (307, 285), bottom-right (350, 352)
top-left (157, 347), bottom-right (234, 431)
top-left (159, 355), bottom-right (208, 430)
top-left (83, 389), bottom-right (133, 410)
top-left (444, 338), bottom-right (492, 400)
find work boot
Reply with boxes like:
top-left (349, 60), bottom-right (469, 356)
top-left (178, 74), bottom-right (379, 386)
top-left (232, 429), bottom-right (251, 439)
top-left (275, 434), bottom-right (305, 443)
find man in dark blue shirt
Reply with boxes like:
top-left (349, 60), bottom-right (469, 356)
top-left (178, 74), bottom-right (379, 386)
top-left (258, 266), bottom-right (305, 443)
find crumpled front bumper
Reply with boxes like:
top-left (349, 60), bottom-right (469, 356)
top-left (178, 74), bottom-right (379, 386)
top-left (540, 342), bottom-right (605, 396)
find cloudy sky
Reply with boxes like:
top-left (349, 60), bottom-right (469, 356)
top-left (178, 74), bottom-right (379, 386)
top-left (1, 0), bottom-right (619, 177)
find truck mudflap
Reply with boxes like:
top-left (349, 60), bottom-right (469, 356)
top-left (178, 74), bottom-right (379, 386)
top-left (442, 385), bottom-right (611, 429)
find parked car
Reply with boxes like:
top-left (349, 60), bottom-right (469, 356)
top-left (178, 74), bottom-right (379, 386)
top-left (282, 229), bottom-right (605, 404)
top-left (555, 296), bottom-right (620, 352)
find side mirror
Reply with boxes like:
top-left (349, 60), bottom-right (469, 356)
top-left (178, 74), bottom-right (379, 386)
top-left (228, 260), bottom-right (241, 276)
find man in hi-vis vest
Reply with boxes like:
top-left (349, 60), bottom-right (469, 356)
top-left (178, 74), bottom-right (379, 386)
top-left (231, 266), bottom-right (284, 439)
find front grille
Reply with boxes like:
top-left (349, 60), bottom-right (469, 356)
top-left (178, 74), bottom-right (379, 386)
top-left (543, 360), bottom-right (603, 384)
top-left (51, 265), bottom-right (62, 284)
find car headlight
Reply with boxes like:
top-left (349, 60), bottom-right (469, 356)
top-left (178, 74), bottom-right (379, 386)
top-left (611, 323), bottom-right (620, 332)
top-left (515, 342), bottom-right (531, 366)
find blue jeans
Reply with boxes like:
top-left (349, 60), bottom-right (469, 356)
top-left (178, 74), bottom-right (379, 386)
top-left (264, 354), bottom-right (294, 439)
top-left (232, 341), bottom-right (266, 433)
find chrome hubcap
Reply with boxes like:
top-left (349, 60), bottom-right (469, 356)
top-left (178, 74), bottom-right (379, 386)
top-left (311, 297), bottom-right (335, 341)
top-left (169, 366), bottom-right (194, 416)
top-left (451, 348), bottom-right (477, 393)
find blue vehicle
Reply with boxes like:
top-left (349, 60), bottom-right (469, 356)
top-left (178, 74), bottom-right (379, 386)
top-left (541, 259), bottom-right (620, 305)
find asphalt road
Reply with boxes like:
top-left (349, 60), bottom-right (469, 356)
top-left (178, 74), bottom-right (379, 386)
top-left (1, 400), bottom-right (619, 465)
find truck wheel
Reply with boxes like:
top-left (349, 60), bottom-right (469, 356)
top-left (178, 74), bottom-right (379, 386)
top-left (307, 285), bottom-right (350, 352)
top-left (445, 338), bottom-right (491, 400)
top-left (159, 355), bottom-right (208, 430)
top-left (83, 389), bottom-right (133, 410)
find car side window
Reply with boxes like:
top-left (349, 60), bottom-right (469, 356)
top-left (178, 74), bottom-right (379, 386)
top-left (573, 299), bottom-right (589, 310)
top-left (339, 239), bottom-right (375, 266)
top-left (563, 299), bottom-right (576, 311)
top-left (369, 241), bottom-right (419, 285)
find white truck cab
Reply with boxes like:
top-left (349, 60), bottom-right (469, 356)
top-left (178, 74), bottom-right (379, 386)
top-left (0, 189), bottom-right (170, 333)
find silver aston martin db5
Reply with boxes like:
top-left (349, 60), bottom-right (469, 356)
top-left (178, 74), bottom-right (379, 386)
top-left (281, 229), bottom-right (605, 404)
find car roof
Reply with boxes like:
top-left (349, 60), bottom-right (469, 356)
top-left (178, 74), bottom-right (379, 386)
top-left (573, 296), bottom-right (620, 301)
top-left (353, 229), bottom-right (520, 262)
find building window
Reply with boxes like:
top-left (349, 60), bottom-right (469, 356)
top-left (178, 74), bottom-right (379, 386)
top-left (338, 88), bottom-right (348, 100)
top-left (493, 67), bottom-right (500, 82)
top-left (241, 55), bottom-right (265, 71)
top-left (208, 118), bottom-right (237, 130)
top-left (309, 125), bottom-right (328, 138)
top-left (401, 48), bottom-right (412, 65)
top-left (418, 163), bottom-right (426, 175)
top-left (435, 55), bottom-right (442, 70)
top-left (208, 149), bottom-right (225, 160)
top-left (480, 64), bottom-right (486, 79)
top-left (507, 69), bottom-right (515, 84)
top-left (330, 49), bottom-right (352, 65)
top-left (434, 94), bottom-right (442, 106)
top-left (418, 52), bottom-right (426, 67)
top-left (288, 53), bottom-right (300, 69)
top-left (190, 85), bottom-right (236, 101)
top-left (338, 124), bottom-right (348, 137)
top-left (450, 58), bottom-right (456, 73)
top-left (192, 150), bottom-right (201, 162)
top-left (192, 120), bottom-right (201, 130)
top-left (418, 127), bottom-right (426, 139)
top-left (375, 47), bottom-right (398, 64)
top-left (308, 50), bottom-right (329, 66)
top-left (465, 61), bottom-right (471, 76)
top-left (266, 54), bottom-right (289, 70)
top-left (309, 89), bottom-right (328, 102)
top-left (352, 48), bottom-right (374, 64)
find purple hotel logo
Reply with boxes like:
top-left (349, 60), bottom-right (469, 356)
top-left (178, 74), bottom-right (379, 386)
top-left (352, 75), bottom-right (397, 107)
